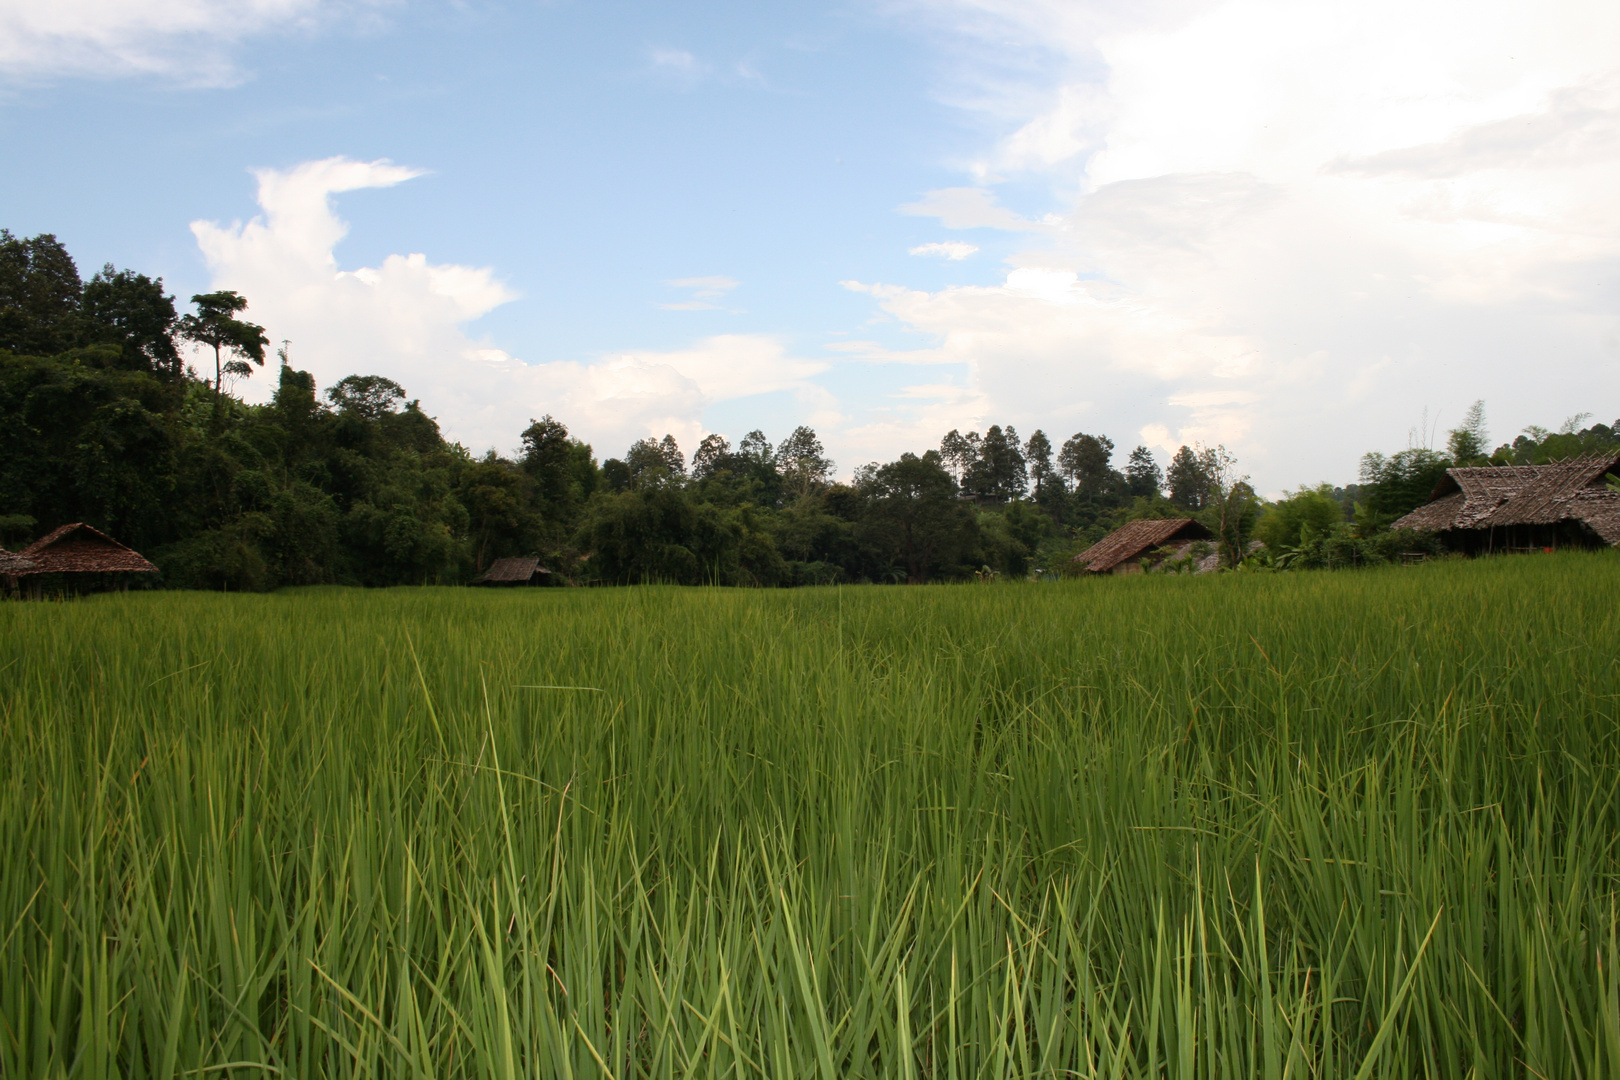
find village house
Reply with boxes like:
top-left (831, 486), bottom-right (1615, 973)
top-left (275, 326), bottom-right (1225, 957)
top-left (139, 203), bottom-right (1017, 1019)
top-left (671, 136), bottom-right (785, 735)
top-left (1392, 455), bottom-right (1620, 553)
top-left (1073, 518), bottom-right (1215, 574)
top-left (473, 556), bottom-right (554, 586)
top-left (12, 523), bottom-right (158, 594)
top-left (0, 548), bottom-right (38, 597)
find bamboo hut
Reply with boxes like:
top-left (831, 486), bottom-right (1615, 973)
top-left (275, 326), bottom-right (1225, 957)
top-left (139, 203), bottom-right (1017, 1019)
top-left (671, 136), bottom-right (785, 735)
top-left (1391, 455), bottom-right (1620, 553)
top-left (15, 523), bottom-right (158, 594)
top-left (473, 556), bottom-right (552, 586)
top-left (1073, 518), bottom-right (1214, 574)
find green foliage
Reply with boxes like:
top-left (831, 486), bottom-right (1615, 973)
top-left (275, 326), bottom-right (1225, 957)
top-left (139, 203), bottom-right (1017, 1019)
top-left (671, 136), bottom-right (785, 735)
top-left (1257, 483), bottom-right (1347, 551)
top-left (1446, 399), bottom-right (1490, 463)
top-left (777, 425), bottom-right (834, 498)
top-left (856, 452), bottom-right (979, 583)
top-left (1492, 414), bottom-right (1620, 464)
top-left (1357, 447), bottom-right (1450, 529)
top-left (975, 499), bottom-right (1050, 577)
top-left (10, 229), bottom-right (1620, 588)
top-left (1123, 444), bottom-right (1162, 498)
top-left (325, 373), bottom-right (406, 419)
top-left (1024, 429), bottom-right (1059, 503)
top-left (578, 485), bottom-right (784, 585)
top-left (1057, 430), bottom-right (1115, 498)
top-left (4, 557), bottom-right (1620, 1077)
top-left (0, 230), bottom-right (83, 356)
top-left (962, 424), bottom-right (1026, 502)
top-left (177, 290), bottom-right (268, 415)
top-left (1166, 444), bottom-right (1212, 509)
top-left (1251, 522), bottom-right (1445, 570)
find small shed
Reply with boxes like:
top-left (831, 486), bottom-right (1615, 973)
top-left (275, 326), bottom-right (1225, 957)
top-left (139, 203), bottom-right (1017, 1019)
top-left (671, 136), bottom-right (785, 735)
top-left (15, 523), bottom-right (158, 593)
top-left (474, 556), bottom-right (552, 586)
top-left (1391, 455), bottom-right (1620, 553)
top-left (1074, 518), bottom-right (1214, 574)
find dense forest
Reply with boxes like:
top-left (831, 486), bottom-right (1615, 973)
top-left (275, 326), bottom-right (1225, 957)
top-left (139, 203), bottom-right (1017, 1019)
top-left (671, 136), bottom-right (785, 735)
top-left (4, 228), bottom-right (1617, 589)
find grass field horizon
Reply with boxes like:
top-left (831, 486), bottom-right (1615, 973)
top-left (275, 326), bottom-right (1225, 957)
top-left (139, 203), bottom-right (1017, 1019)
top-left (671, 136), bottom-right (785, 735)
top-left (3, 556), bottom-right (1619, 1078)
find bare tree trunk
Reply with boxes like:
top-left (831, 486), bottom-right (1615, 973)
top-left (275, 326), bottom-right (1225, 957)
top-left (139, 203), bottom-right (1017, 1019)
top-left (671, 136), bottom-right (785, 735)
top-left (213, 342), bottom-right (224, 427)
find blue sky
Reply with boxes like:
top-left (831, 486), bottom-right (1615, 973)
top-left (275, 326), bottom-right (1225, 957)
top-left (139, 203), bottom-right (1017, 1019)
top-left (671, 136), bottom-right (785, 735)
top-left (3, 0), bottom-right (1618, 491)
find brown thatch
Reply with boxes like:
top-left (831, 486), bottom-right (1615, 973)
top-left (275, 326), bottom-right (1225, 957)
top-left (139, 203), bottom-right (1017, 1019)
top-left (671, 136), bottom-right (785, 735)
top-left (18, 523), bottom-right (158, 575)
top-left (1392, 455), bottom-right (1620, 547)
top-left (0, 548), bottom-right (37, 575)
top-left (474, 556), bottom-right (551, 586)
top-left (1074, 518), bottom-right (1213, 574)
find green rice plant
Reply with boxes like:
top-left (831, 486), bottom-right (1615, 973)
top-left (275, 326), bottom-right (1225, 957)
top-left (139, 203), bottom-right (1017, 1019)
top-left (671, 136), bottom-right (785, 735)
top-left (1, 551), bottom-right (1617, 1077)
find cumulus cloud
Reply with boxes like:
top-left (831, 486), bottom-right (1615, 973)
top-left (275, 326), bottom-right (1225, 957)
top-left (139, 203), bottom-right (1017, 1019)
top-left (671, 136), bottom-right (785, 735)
top-left (0, 0), bottom-right (350, 83)
top-left (192, 157), bottom-right (827, 458)
top-left (862, 0), bottom-right (1620, 489)
top-left (909, 242), bottom-right (980, 260)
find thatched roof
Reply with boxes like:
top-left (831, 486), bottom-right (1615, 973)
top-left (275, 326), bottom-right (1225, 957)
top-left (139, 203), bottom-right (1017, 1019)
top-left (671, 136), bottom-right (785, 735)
top-left (1391, 456), bottom-right (1620, 542)
top-left (18, 523), bottom-right (158, 574)
top-left (1074, 518), bottom-right (1213, 573)
top-left (475, 556), bottom-right (551, 585)
top-left (0, 548), bottom-right (37, 574)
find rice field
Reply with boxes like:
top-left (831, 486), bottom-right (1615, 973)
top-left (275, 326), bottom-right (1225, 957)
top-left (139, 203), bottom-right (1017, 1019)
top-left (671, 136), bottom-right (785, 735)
top-left (2, 554), bottom-right (1618, 1079)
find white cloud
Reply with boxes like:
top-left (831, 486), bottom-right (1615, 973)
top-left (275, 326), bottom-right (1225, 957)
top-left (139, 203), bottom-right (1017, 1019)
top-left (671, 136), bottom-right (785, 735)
top-left (910, 242), bottom-right (980, 260)
top-left (662, 275), bottom-right (739, 309)
top-left (649, 47), bottom-right (707, 86)
top-left (860, 0), bottom-right (1620, 489)
top-left (0, 0), bottom-right (350, 83)
top-left (191, 157), bottom-right (826, 459)
top-left (899, 186), bottom-right (1047, 231)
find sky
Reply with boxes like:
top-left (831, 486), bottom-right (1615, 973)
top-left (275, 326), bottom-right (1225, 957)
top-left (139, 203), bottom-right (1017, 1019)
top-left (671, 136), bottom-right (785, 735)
top-left (2, 0), bottom-right (1617, 493)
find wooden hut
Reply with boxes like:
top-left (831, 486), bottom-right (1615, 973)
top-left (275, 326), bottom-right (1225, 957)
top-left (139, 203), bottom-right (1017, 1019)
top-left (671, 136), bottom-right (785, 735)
top-left (15, 523), bottom-right (158, 593)
top-left (1391, 455), bottom-right (1620, 553)
top-left (473, 556), bottom-right (552, 586)
top-left (0, 548), bottom-right (38, 597)
top-left (1073, 518), bottom-right (1214, 574)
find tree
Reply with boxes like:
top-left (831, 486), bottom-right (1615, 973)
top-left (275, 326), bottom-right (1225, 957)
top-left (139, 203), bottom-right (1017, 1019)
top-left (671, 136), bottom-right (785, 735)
top-left (777, 425), bottom-right (834, 498)
top-left (520, 414), bottom-right (597, 532)
top-left (1493, 415), bottom-right (1619, 465)
top-left (626, 438), bottom-right (667, 483)
top-left (738, 429), bottom-right (773, 463)
top-left (458, 454), bottom-right (539, 572)
top-left (1124, 446), bottom-right (1163, 498)
top-left (1025, 430), bottom-right (1059, 502)
top-left (327, 374), bottom-right (406, 419)
top-left (658, 434), bottom-right (685, 476)
top-left (177, 291), bottom-right (268, 418)
top-left (626, 435), bottom-right (684, 484)
top-left (938, 429), bottom-right (979, 484)
top-left (858, 452), bottom-right (978, 583)
top-left (81, 265), bottom-right (181, 377)
top-left (1199, 445), bottom-right (1255, 567)
top-left (1058, 432), bottom-right (1117, 498)
top-left (1357, 448), bottom-right (1449, 529)
top-left (0, 230), bottom-right (83, 356)
top-left (690, 433), bottom-right (730, 479)
top-left (1446, 400), bottom-right (1489, 463)
top-left (1257, 484), bottom-right (1344, 552)
top-left (963, 425), bottom-right (1026, 502)
top-left (1166, 445), bottom-right (1212, 510)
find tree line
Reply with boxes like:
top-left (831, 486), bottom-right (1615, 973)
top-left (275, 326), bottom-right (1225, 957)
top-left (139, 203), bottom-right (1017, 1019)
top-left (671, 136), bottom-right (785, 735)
top-left (3, 229), bottom-right (1615, 588)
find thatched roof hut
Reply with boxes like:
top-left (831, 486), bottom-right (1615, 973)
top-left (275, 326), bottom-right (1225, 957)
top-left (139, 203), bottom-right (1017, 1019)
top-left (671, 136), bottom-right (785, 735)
top-left (18, 523), bottom-right (158, 576)
top-left (0, 548), bottom-right (37, 575)
top-left (1392, 455), bottom-right (1620, 552)
top-left (1074, 518), bottom-right (1213, 574)
top-left (474, 556), bottom-right (552, 586)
